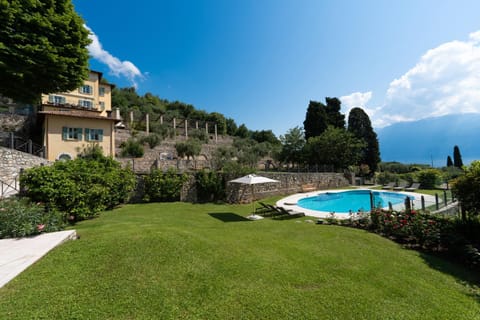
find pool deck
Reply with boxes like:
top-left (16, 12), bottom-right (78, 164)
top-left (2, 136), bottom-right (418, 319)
top-left (276, 188), bottom-right (437, 219)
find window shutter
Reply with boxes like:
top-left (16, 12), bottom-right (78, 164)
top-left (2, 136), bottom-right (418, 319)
top-left (62, 127), bottom-right (68, 140)
top-left (61, 96), bottom-right (66, 104)
top-left (49, 95), bottom-right (54, 103)
top-left (76, 128), bottom-right (83, 141)
top-left (98, 129), bottom-right (104, 142)
top-left (85, 128), bottom-right (90, 141)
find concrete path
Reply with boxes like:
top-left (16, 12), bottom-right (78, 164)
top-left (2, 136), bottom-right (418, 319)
top-left (0, 230), bottom-right (76, 288)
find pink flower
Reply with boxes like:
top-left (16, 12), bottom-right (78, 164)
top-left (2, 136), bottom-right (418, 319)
top-left (37, 224), bottom-right (45, 232)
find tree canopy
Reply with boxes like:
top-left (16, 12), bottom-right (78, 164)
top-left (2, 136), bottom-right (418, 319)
top-left (279, 126), bottom-right (305, 168)
top-left (347, 107), bottom-right (381, 174)
top-left (0, 0), bottom-right (90, 103)
top-left (303, 98), bottom-right (345, 140)
top-left (304, 126), bottom-right (365, 170)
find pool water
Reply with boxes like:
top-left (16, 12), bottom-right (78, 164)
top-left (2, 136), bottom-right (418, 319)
top-left (297, 190), bottom-right (412, 214)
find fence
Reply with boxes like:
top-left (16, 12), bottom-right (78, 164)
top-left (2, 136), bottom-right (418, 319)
top-left (0, 175), bottom-right (19, 198)
top-left (2, 132), bottom-right (45, 158)
top-left (373, 189), bottom-right (458, 216)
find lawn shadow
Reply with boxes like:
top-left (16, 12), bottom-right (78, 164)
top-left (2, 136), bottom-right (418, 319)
top-left (208, 212), bottom-right (250, 223)
top-left (419, 251), bottom-right (480, 302)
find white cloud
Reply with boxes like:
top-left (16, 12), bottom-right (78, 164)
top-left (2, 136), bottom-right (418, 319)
top-left (85, 25), bottom-right (144, 88)
top-left (343, 30), bottom-right (480, 128)
top-left (380, 30), bottom-right (480, 126)
top-left (340, 91), bottom-right (381, 123)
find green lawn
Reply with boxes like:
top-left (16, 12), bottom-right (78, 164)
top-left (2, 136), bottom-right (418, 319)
top-left (0, 201), bottom-right (479, 319)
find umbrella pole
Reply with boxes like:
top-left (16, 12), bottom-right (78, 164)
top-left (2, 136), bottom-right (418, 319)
top-left (252, 184), bottom-right (255, 215)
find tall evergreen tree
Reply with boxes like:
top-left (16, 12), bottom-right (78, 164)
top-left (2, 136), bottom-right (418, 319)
top-left (453, 145), bottom-right (464, 168)
top-left (347, 107), bottom-right (381, 173)
top-left (325, 97), bottom-right (345, 129)
top-left (0, 0), bottom-right (91, 103)
top-left (303, 100), bottom-right (328, 140)
top-left (446, 156), bottom-right (453, 167)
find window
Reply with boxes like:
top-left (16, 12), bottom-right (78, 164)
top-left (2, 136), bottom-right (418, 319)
top-left (62, 127), bottom-right (82, 141)
top-left (58, 153), bottom-right (72, 161)
top-left (79, 85), bottom-right (93, 94)
top-left (85, 128), bottom-right (103, 142)
top-left (99, 87), bottom-right (106, 96)
top-left (48, 95), bottom-right (66, 105)
top-left (99, 101), bottom-right (105, 111)
top-left (78, 99), bottom-right (94, 109)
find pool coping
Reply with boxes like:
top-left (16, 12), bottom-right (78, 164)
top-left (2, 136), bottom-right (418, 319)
top-left (276, 189), bottom-right (437, 219)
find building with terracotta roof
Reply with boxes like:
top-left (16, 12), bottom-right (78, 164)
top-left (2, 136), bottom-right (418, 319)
top-left (38, 71), bottom-right (119, 161)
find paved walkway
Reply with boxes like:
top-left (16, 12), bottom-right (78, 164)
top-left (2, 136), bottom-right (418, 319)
top-left (0, 230), bottom-right (76, 288)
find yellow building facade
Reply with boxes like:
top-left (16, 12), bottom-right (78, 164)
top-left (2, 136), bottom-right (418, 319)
top-left (39, 71), bottom-right (118, 161)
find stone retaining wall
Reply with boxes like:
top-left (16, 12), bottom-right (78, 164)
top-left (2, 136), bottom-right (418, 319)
top-left (0, 146), bottom-right (50, 184)
top-left (133, 171), bottom-right (349, 204)
top-left (225, 172), bottom-right (349, 203)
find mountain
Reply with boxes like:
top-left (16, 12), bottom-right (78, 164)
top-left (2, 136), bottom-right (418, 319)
top-left (376, 113), bottom-right (480, 167)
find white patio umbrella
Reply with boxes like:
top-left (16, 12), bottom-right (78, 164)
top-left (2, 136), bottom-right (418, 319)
top-left (229, 174), bottom-right (280, 220)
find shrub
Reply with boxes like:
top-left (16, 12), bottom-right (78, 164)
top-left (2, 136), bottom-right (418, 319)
top-left (416, 169), bottom-right (441, 189)
top-left (20, 156), bottom-right (136, 221)
top-left (195, 170), bottom-right (225, 203)
top-left (121, 138), bottom-right (144, 158)
top-left (143, 168), bottom-right (188, 202)
top-left (0, 198), bottom-right (65, 239)
top-left (452, 161), bottom-right (480, 218)
top-left (375, 172), bottom-right (397, 185)
top-left (140, 133), bottom-right (161, 149)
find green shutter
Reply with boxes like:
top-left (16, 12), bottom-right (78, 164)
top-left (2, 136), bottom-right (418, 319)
top-left (49, 95), bottom-right (54, 103)
top-left (98, 129), bottom-right (103, 142)
top-left (85, 128), bottom-right (90, 141)
top-left (76, 128), bottom-right (83, 141)
top-left (62, 127), bottom-right (68, 140)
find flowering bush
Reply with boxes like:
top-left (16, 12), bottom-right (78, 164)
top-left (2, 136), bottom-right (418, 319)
top-left (0, 198), bottom-right (65, 239)
top-left (369, 208), bottom-right (444, 249)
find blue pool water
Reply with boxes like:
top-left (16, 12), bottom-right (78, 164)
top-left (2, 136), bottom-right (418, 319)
top-left (297, 190), bottom-right (412, 214)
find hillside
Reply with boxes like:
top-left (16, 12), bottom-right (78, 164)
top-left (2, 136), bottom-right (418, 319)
top-left (377, 113), bottom-right (480, 166)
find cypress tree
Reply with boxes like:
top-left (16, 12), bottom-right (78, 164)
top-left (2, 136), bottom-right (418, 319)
top-left (453, 145), bottom-right (463, 168)
top-left (446, 156), bottom-right (453, 167)
top-left (303, 100), bottom-right (328, 140)
top-left (347, 107), bottom-right (381, 174)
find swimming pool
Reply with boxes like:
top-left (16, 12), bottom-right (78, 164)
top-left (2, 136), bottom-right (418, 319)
top-left (297, 190), bottom-right (412, 214)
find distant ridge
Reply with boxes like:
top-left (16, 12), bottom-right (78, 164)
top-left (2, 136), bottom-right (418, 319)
top-left (376, 113), bottom-right (480, 166)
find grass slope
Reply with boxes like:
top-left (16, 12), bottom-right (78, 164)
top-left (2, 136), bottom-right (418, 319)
top-left (0, 202), bottom-right (479, 319)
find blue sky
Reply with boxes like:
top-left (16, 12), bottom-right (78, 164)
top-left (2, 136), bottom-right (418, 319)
top-left (73, 0), bottom-right (480, 136)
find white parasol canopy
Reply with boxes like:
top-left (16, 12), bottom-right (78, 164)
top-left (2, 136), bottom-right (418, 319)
top-left (229, 174), bottom-right (280, 220)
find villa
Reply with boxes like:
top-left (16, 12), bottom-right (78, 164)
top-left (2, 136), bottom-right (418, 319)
top-left (38, 71), bottom-right (119, 161)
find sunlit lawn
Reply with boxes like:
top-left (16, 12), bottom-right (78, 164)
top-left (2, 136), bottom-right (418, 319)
top-left (0, 200), bottom-right (478, 319)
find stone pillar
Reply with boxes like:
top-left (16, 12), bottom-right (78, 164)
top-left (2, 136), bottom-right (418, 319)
top-left (160, 115), bottom-right (163, 125)
top-left (115, 108), bottom-right (121, 120)
top-left (195, 121), bottom-right (199, 130)
top-left (214, 124), bottom-right (218, 144)
top-left (129, 111), bottom-right (134, 126)
top-left (146, 113), bottom-right (150, 135)
top-left (205, 122), bottom-right (209, 135)
top-left (185, 119), bottom-right (188, 138)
